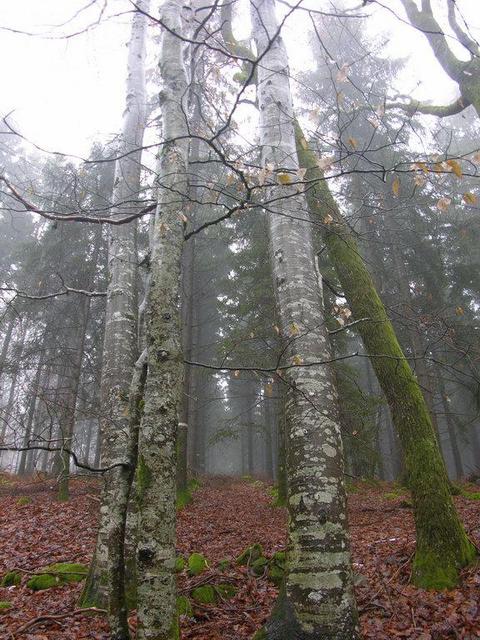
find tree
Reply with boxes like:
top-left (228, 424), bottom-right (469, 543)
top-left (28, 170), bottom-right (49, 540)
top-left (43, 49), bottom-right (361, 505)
top-left (391, 0), bottom-right (480, 118)
top-left (80, 3), bottom-right (149, 637)
top-left (135, 1), bottom-right (190, 637)
top-left (249, 1), bottom-right (359, 637)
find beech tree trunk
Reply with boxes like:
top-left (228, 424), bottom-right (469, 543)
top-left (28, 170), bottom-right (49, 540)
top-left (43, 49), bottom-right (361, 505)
top-left (80, 1), bottom-right (149, 625)
top-left (295, 123), bottom-right (477, 589)
top-left (250, 1), bottom-right (359, 637)
top-left (136, 1), bottom-right (189, 637)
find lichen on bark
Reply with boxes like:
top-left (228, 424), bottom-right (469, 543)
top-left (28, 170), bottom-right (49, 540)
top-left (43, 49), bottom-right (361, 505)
top-left (294, 122), bottom-right (477, 589)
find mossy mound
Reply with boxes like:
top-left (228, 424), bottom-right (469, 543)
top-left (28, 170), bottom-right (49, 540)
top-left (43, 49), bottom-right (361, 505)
top-left (236, 543), bottom-right (263, 566)
top-left (267, 551), bottom-right (286, 586)
top-left (188, 553), bottom-right (208, 576)
top-left (215, 583), bottom-right (236, 599)
top-left (27, 563), bottom-right (87, 591)
top-left (16, 496), bottom-right (32, 506)
top-left (0, 601), bottom-right (12, 610)
top-left (175, 556), bottom-right (185, 572)
top-left (1, 571), bottom-right (21, 587)
top-left (177, 595), bottom-right (193, 617)
top-left (191, 585), bottom-right (216, 604)
top-left (217, 558), bottom-right (231, 571)
top-left (463, 491), bottom-right (480, 500)
top-left (190, 582), bottom-right (236, 605)
top-left (251, 556), bottom-right (268, 576)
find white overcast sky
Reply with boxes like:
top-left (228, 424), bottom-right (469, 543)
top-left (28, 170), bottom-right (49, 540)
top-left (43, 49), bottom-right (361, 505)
top-left (0, 0), bottom-right (478, 157)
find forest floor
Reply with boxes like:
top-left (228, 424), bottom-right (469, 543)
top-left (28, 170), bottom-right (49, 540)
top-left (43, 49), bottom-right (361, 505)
top-left (0, 474), bottom-right (480, 640)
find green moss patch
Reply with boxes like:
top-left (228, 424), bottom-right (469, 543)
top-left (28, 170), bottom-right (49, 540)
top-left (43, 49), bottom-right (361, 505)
top-left (268, 551), bottom-right (286, 586)
top-left (236, 543), bottom-right (263, 566)
top-left (217, 558), bottom-right (230, 571)
top-left (188, 553), bottom-right (208, 576)
top-left (251, 557), bottom-right (268, 576)
top-left (16, 496), bottom-right (32, 506)
top-left (191, 585), bottom-right (216, 604)
top-left (177, 595), bottom-right (193, 617)
top-left (0, 601), bottom-right (12, 610)
top-left (215, 583), bottom-right (236, 599)
top-left (1, 571), bottom-right (21, 587)
top-left (27, 563), bottom-right (87, 591)
top-left (175, 556), bottom-right (186, 572)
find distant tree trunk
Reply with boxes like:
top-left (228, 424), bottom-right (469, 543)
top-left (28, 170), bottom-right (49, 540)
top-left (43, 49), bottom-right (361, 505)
top-left (0, 323), bottom-right (26, 453)
top-left (18, 347), bottom-right (45, 476)
top-left (436, 366), bottom-right (463, 479)
top-left (80, 1), bottom-right (149, 625)
top-left (57, 298), bottom-right (90, 501)
top-left (295, 123), bottom-right (477, 589)
top-left (0, 313), bottom-right (15, 379)
top-left (251, 1), bottom-right (359, 637)
top-left (136, 1), bottom-right (189, 637)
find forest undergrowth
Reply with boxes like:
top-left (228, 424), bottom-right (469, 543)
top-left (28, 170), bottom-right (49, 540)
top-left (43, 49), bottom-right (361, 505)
top-left (0, 474), bottom-right (479, 640)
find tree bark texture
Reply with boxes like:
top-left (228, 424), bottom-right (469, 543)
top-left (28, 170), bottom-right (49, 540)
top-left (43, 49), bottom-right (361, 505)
top-left (251, 1), bottom-right (359, 637)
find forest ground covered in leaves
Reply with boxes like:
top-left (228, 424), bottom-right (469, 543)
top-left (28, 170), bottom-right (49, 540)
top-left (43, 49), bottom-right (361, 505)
top-left (1, 474), bottom-right (479, 640)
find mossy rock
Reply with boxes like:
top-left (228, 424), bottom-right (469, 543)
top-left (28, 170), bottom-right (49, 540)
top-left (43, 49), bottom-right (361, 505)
top-left (236, 543), bottom-right (263, 566)
top-left (27, 563), bottom-right (87, 591)
top-left (267, 551), bottom-right (286, 586)
top-left (177, 595), bottom-right (193, 617)
top-left (215, 583), bottom-right (236, 599)
top-left (27, 574), bottom-right (58, 591)
top-left (16, 496), bottom-right (32, 506)
top-left (175, 556), bottom-right (185, 572)
top-left (188, 553), bottom-right (208, 576)
top-left (191, 585), bottom-right (216, 604)
top-left (1, 571), bottom-right (21, 587)
top-left (463, 491), bottom-right (480, 500)
top-left (217, 558), bottom-right (230, 571)
top-left (0, 601), bottom-right (12, 610)
top-left (251, 556), bottom-right (268, 576)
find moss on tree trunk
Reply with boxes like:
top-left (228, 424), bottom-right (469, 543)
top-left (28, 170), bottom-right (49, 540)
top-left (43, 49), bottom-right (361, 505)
top-left (295, 123), bottom-right (477, 589)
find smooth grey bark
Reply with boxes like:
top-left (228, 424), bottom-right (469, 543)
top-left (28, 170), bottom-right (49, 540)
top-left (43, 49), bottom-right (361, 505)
top-left (136, 1), bottom-right (189, 637)
top-left (250, 1), bottom-right (359, 637)
top-left (81, 0), bottom-right (149, 619)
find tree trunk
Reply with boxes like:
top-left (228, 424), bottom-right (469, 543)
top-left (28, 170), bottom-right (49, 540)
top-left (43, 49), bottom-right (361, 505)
top-left (250, 2), bottom-right (359, 637)
top-left (80, 0), bottom-right (149, 620)
top-left (295, 123), bottom-right (477, 589)
top-left (136, 1), bottom-right (189, 637)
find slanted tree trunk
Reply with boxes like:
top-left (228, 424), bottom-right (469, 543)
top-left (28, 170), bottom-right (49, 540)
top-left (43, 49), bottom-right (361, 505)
top-left (135, 1), bottom-right (189, 637)
top-left (250, 1), bottom-right (359, 637)
top-left (295, 123), bottom-right (477, 589)
top-left (80, 1), bottom-right (149, 624)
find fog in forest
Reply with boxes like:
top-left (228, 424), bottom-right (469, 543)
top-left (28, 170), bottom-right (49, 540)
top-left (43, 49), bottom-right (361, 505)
top-left (0, 1), bottom-right (479, 639)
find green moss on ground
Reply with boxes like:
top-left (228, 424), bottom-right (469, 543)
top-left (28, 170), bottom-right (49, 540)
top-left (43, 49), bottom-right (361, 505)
top-left (16, 496), bottom-right (32, 506)
top-left (188, 553), bottom-right (208, 576)
top-left (215, 583), bottom-right (236, 599)
top-left (191, 585), bottom-right (216, 604)
top-left (217, 558), bottom-right (230, 571)
top-left (251, 557), bottom-right (268, 576)
top-left (236, 543), bottom-right (263, 566)
top-left (27, 563), bottom-right (87, 591)
top-left (1, 571), bottom-right (21, 587)
top-left (177, 595), bottom-right (193, 617)
top-left (0, 601), bottom-right (12, 610)
top-left (175, 556), bottom-right (185, 572)
top-left (268, 551), bottom-right (286, 586)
